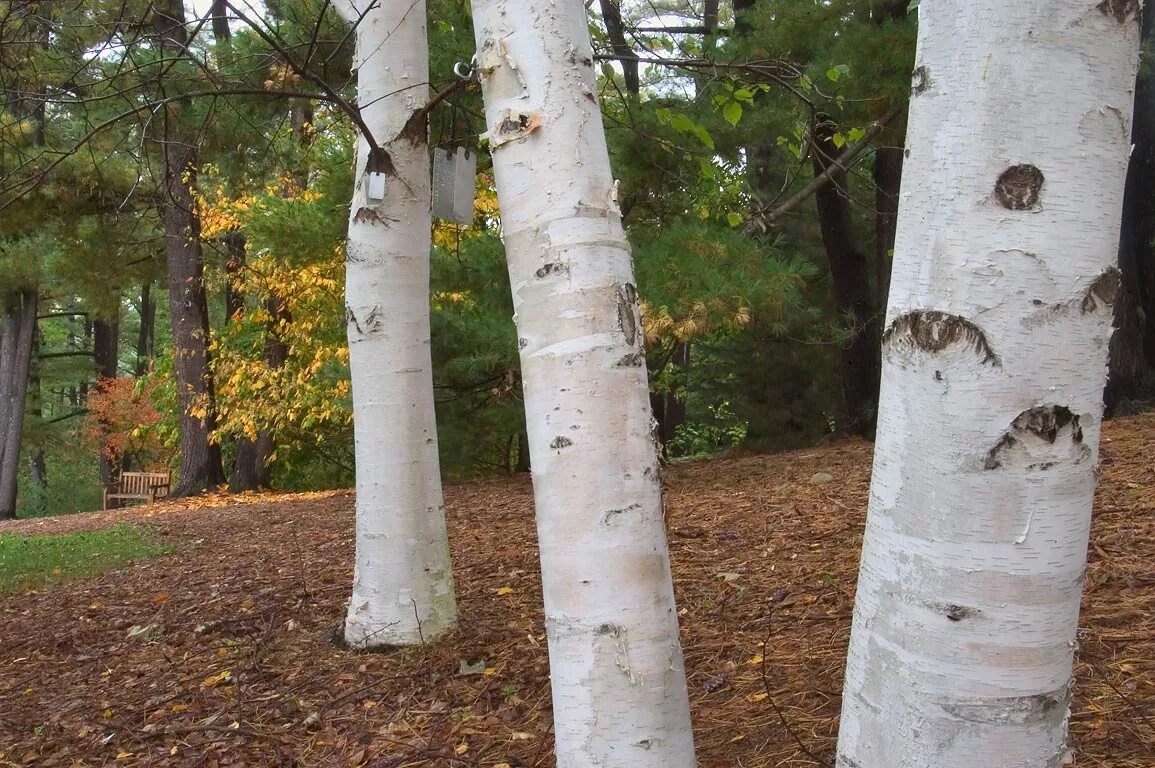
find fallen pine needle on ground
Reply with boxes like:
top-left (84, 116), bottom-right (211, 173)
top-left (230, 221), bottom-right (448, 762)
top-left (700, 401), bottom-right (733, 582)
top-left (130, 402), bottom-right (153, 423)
top-left (1, 412), bottom-right (1152, 767)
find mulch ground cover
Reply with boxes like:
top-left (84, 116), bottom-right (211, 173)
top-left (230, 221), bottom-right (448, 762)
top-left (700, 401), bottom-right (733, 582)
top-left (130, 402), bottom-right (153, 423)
top-left (1, 412), bottom-right (1153, 767)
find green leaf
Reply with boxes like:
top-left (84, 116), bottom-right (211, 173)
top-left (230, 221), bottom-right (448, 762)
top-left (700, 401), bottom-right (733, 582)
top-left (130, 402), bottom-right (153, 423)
top-left (722, 101), bottom-right (743, 127)
top-left (826, 68), bottom-right (842, 82)
top-left (734, 88), bottom-right (755, 104)
top-left (847, 127), bottom-right (866, 143)
top-left (831, 132), bottom-right (846, 149)
top-left (689, 123), bottom-right (715, 151)
top-left (726, 212), bottom-right (743, 228)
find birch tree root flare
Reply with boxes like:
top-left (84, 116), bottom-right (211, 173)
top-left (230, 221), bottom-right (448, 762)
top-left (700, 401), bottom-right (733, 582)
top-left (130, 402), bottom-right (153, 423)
top-left (470, 1), bottom-right (696, 765)
top-left (836, 3), bottom-right (1141, 767)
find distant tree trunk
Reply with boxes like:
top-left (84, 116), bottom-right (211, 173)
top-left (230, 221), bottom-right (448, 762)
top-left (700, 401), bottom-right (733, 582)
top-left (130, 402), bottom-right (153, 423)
top-left (1108, 7), bottom-right (1155, 413)
top-left (28, 451), bottom-right (46, 489)
top-left (154, 0), bottom-right (225, 496)
top-left (253, 293), bottom-right (289, 487)
top-left (28, 323), bottom-right (45, 491)
top-left (136, 280), bottom-right (156, 375)
top-left (92, 315), bottom-right (120, 489)
top-left (600, 0), bottom-right (639, 96)
top-left (812, 114), bottom-right (881, 437)
top-left (0, 289), bottom-right (38, 519)
top-left (210, 0), bottom-right (229, 42)
top-left (223, 233), bottom-right (245, 321)
top-left (229, 287), bottom-right (287, 493)
top-left (836, 4), bottom-right (1140, 765)
top-left (514, 423), bottom-right (530, 473)
top-left (223, 232), bottom-right (264, 493)
top-left (869, 0), bottom-right (910, 322)
top-left (873, 145), bottom-right (902, 311)
top-left (337, 0), bottom-right (457, 648)
top-left (472, 1), bottom-right (696, 764)
top-left (665, 342), bottom-right (689, 444)
top-left (649, 342), bottom-right (690, 454)
top-left (231, 100), bottom-right (309, 492)
top-left (733, 0), bottom-right (757, 35)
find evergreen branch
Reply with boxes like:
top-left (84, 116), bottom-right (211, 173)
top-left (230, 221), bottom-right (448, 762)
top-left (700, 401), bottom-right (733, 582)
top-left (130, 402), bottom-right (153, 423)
top-left (223, 1), bottom-right (380, 154)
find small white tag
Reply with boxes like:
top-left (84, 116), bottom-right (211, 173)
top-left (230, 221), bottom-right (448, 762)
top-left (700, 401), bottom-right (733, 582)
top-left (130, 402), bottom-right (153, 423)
top-left (367, 172), bottom-right (387, 202)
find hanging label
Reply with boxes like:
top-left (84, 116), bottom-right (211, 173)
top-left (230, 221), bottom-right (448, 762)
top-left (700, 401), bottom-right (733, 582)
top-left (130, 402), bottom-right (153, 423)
top-left (432, 146), bottom-right (477, 225)
top-left (367, 172), bottom-right (387, 202)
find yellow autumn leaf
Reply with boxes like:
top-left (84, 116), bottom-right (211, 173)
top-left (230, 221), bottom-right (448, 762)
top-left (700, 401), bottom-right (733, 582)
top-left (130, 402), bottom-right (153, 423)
top-left (171, 703), bottom-right (189, 713)
top-left (116, 752), bottom-right (134, 759)
top-left (747, 654), bottom-right (764, 665)
top-left (454, 743), bottom-right (469, 755)
top-left (746, 692), bottom-right (769, 702)
top-left (496, 586), bottom-right (514, 596)
top-left (201, 670), bottom-right (234, 687)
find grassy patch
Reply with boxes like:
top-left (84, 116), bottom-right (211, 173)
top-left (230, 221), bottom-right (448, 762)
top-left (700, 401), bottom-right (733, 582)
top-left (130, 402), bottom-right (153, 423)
top-left (0, 524), bottom-right (171, 594)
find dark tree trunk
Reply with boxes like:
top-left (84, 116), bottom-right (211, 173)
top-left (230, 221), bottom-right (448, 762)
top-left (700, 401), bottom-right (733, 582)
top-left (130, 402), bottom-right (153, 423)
top-left (703, 0), bottom-right (719, 33)
top-left (92, 317), bottom-right (119, 379)
top-left (600, 0), bottom-right (639, 96)
top-left (92, 315), bottom-right (120, 491)
top-left (733, 0), bottom-right (757, 35)
top-left (811, 114), bottom-right (881, 437)
top-left (0, 289), bottom-right (39, 519)
top-left (224, 233), bottom-right (246, 321)
top-left (29, 451), bottom-right (46, 489)
top-left (136, 280), bottom-right (156, 375)
top-left (28, 322), bottom-right (45, 491)
top-left (515, 422), bottom-right (531, 473)
top-left (254, 293), bottom-right (290, 487)
top-left (155, 0), bottom-right (225, 496)
top-left (231, 100), bottom-right (310, 491)
top-left (223, 233), bottom-right (262, 491)
top-left (663, 342), bottom-right (689, 446)
top-left (649, 388), bottom-right (668, 457)
top-left (210, 0), bottom-right (229, 42)
top-left (1107, 8), bottom-right (1155, 413)
top-left (873, 145), bottom-right (903, 312)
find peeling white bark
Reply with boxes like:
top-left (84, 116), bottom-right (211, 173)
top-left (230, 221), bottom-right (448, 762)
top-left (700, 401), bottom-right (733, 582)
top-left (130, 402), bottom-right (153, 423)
top-left (338, 0), bottom-right (456, 648)
top-left (837, 3), bottom-right (1141, 767)
top-left (470, 2), bottom-right (696, 765)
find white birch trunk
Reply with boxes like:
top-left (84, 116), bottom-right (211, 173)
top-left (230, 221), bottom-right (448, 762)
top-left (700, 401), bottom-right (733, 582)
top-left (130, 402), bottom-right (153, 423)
top-left (336, 0), bottom-right (456, 648)
top-left (469, 2), bottom-right (696, 765)
top-left (837, 2), bottom-right (1141, 766)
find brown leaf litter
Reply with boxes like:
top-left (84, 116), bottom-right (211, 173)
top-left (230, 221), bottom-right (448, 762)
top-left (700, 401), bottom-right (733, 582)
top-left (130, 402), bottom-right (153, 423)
top-left (1, 412), bottom-right (1153, 767)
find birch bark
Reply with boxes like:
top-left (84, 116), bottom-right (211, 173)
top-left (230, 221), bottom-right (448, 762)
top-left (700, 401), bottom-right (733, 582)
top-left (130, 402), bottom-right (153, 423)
top-left (470, 1), bottom-right (695, 765)
top-left (836, 2), bottom-right (1141, 766)
top-left (335, 0), bottom-right (457, 648)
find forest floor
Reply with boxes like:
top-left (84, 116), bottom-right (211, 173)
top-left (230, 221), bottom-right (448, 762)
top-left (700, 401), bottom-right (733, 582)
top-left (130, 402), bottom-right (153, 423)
top-left (1, 413), bottom-right (1153, 768)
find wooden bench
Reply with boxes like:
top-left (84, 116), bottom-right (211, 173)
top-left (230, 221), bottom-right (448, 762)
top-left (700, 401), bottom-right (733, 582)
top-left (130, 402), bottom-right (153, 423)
top-left (103, 471), bottom-right (172, 510)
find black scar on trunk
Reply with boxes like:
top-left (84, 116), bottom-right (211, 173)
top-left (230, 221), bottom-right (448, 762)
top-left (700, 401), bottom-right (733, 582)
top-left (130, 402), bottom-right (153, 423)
top-left (882, 311), bottom-right (1001, 367)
